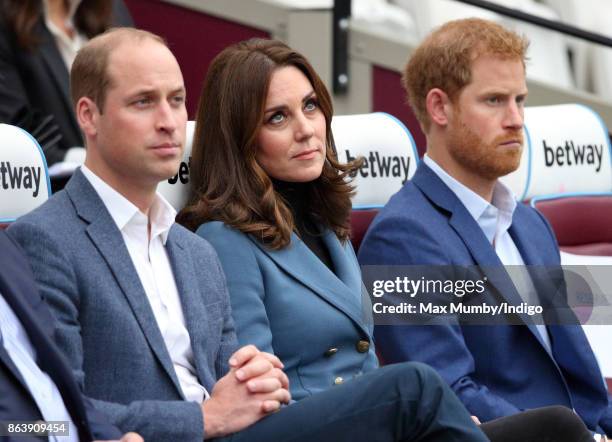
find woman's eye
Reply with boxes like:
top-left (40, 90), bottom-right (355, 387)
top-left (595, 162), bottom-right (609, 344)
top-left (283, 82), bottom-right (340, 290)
top-left (269, 112), bottom-right (285, 124)
top-left (304, 99), bottom-right (318, 112)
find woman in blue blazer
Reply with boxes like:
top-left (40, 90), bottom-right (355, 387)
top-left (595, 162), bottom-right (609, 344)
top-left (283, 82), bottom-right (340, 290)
top-left (177, 38), bottom-right (379, 402)
top-left (177, 38), bottom-right (593, 442)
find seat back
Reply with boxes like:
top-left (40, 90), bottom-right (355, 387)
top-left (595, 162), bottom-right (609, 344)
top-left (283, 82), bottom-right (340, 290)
top-left (522, 104), bottom-right (612, 254)
top-left (501, 103), bottom-right (612, 200)
top-left (531, 193), bottom-right (612, 256)
top-left (332, 112), bottom-right (419, 250)
top-left (157, 120), bottom-right (195, 211)
top-left (0, 124), bottom-right (51, 228)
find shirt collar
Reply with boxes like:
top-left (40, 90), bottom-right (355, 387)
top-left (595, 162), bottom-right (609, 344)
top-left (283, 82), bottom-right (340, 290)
top-left (42, 0), bottom-right (82, 29)
top-left (423, 154), bottom-right (517, 243)
top-left (80, 165), bottom-right (176, 244)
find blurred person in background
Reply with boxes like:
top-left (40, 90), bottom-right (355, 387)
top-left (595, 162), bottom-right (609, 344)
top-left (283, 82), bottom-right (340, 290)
top-left (0, 0), bottom-right (132, 166)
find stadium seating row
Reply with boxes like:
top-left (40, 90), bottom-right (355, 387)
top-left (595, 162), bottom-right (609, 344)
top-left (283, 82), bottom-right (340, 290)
top-left (2, 105), bottom-right (611, 255)
top-left (2, 104), bottom-right (611, 384)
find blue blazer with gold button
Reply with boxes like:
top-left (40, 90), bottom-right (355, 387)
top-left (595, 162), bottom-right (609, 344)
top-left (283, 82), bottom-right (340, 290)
top-left (197, 221), bottom-right (378, 401)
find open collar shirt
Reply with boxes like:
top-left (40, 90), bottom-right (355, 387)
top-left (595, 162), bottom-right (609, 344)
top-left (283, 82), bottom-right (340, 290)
top-left (424, 155), bottom-right (551, 352)
top-left (81, 165), bottom-right (209, 402)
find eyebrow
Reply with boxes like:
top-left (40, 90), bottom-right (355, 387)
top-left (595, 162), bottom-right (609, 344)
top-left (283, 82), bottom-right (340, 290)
top-left (479, 88), bottom-right (528, 96)
top-left (263, 90), bottom-right (316, 114)
top-left (128, 85), bottom-right (186, 99)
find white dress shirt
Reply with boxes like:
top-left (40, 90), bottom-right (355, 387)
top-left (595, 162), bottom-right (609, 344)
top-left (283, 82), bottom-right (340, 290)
top-left (424, 155), bottom-right (552, 352)
top-left (42, 0), bottom-right (87, 70)
top-left (81, 166), bottom-right (209, 402)
top-left (0, 293), bottom-right (79, 442)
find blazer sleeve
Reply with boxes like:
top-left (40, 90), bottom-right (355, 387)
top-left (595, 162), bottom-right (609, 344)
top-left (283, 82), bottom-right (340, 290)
top-left (358, 215), bottom-right (522, 422)
top-left (8, 221), bottom-right (205, 442)
top-left (599, 400), bottom-right (612, 436)
top-left (196, 222), bottom-right (276, 355)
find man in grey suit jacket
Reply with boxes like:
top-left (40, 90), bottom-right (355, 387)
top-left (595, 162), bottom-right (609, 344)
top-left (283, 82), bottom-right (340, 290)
top-left (9, 27), bottom-right (489, 442)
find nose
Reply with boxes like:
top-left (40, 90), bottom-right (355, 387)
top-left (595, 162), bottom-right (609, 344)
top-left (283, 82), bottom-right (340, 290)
top-left (503, 101), bottom-right (524, 130)
top-left (294, 112), bottom-right (315, 141)
top-left (155, 101), bottom-right (180, 133)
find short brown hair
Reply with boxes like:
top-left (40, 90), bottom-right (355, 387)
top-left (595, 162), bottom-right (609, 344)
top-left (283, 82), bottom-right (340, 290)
top-left (70, 27), bottom-right (166, 112)
top-left (403, 18), bottom-right (529, 131)
top-left (177, 38), bottom-right (362, 249)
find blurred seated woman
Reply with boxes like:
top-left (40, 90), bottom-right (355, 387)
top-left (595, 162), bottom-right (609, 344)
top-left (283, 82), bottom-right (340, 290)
top-left (177, 38), bottom-right (593, 442)
top-left (0, 0), bottom-right (132, 166)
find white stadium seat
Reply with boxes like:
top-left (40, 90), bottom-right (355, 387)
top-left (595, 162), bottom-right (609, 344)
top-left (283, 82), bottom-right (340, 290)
top-left (157, 120), bottom-right (195, 211)
top-left (0, 124), bottom-right (51, 226)
top-left (501, 103), bottom-right (612, 199)
top-left (333, 112), bottom-right (418, 209)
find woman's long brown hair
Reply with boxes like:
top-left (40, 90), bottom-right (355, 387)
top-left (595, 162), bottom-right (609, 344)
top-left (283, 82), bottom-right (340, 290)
top-left (177, 38), bottom-right (362, 250)
top-left (2, 0), bottom-right (113, 50)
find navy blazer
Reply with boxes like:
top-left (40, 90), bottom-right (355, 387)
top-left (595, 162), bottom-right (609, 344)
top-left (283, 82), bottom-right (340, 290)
top-left (8, 170), bottom-right (238, 442)
top-left (197, 221), bottom-right (378, 401)
top-left (358, 163), bottom-right (612, 434)
top-left (0, 230), bottom-right (121, 442)
top-left (0, 1), bottom-right (132, 165)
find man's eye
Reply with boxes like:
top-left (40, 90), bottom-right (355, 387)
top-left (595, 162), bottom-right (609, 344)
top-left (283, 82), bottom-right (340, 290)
top-left (487, 96), bottom-right (501, 104)
top-left (172, 95), bottom-right (186, 104)
top-left (134, 98), bottom-right (152, 107)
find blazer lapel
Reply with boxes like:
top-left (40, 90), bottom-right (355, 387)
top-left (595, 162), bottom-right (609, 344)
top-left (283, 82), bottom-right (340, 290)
top-left (0, 345), bottom-right (31, 395)
top-left (164, 231), bottom-right (215, 390)
top-left (36, 21), bottom-right (77, 133)
top-left (250, 232), bottom-right (370, 337)
top-left (509, 213), bottom-right (599, 374)
top-left (323, 231), bottom-right (363, 297)
top-left (413, 165), bottom-right (550, 344)
top-left (66, 171), bottom-right (184, 397)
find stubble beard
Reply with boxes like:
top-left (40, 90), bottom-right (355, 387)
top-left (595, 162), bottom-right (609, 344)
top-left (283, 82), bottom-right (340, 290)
top-left (447, 117), bottom-right (523, 181)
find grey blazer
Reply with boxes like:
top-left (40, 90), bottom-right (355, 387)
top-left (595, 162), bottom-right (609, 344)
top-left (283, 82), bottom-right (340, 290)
top-left (8, 169), bottom-right (238, 442)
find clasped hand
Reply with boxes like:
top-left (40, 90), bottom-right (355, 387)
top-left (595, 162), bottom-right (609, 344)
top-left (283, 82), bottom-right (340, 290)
top-left (202, 345), bottom-right (291, 438)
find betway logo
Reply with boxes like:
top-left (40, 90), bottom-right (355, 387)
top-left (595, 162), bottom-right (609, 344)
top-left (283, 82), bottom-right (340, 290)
top-left (168, 157), bottom-right (191, 185)
top-left (0, 161), bottom-right (42, 197)
top-left (345, 150), bottom-right (411, 183)
top-left (543, 140), bottom-right (605, 172)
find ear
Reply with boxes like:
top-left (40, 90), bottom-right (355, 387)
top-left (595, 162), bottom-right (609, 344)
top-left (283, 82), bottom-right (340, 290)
top-left (425, 88), bottom-right (451, 127)
top-left (75, 97), bottom-right (100, 138)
